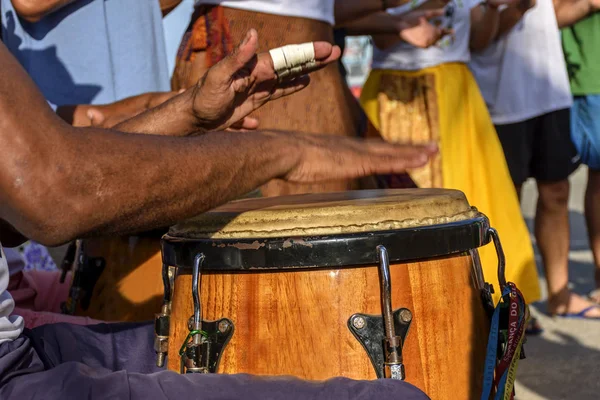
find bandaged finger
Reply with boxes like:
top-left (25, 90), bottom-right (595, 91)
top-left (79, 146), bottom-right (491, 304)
top-left (269, 43), bottom-right (317, 80)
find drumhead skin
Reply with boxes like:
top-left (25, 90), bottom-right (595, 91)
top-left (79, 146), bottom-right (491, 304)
top-left (163, 189), bottom-right (490, 271)
top-left (169, 189), bottom-right (477, 239)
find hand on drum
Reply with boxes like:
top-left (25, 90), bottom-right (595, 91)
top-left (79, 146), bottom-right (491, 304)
top-left (275, 132), bottom-right (438, 183)
top-left (189, 28), bottom-right (341, 132)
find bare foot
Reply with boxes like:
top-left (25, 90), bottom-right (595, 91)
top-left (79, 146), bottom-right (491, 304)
top-left (548, 292), bottom-right (600, 318)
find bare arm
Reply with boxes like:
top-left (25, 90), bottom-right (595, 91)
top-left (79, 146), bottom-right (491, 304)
top-left (10, 0), bottom-right (76, 22)
top-left (343, 11), bottom-right (403, 35)
top-left (495, 6), bottom-right (527, 38)
top-left (335, 0), bottom-right (417, 26)
top-left (335, 0), bottom-right (389, 26)
top-left (160, 0), bottom-right (183, 16)
top-left (554, 0), bottom-right (598, 28)
top-left (470, 3), bottom-right (502, 51)
top-left (345, 9), bottom-right (448, 49)
top-left (0, 42), bottom-right (434, 246)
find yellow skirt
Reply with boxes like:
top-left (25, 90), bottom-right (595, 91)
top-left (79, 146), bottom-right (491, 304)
top-left (360, 63), bottom-right (541, 304)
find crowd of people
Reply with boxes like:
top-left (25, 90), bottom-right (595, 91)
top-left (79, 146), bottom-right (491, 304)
top-left (0, 0), bottom-right (599, 398)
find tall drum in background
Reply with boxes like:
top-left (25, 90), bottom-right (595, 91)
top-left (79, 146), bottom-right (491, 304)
top-left (156, 189), bottom-right (505, 400)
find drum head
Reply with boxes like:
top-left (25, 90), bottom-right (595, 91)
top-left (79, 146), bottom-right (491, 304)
top-left (169, 189), bottom-right (477, 239)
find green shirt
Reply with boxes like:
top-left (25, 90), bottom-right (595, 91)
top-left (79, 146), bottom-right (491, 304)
top-left (562, 13), bottom-right (600, 95)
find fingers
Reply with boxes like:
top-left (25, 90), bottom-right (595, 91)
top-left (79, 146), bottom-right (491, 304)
top-left (356, 141), bottom-right (438, 174)
top-left (215, 29), bottom-right (259, 81)
top-left (267, 75), bottom-right (311, 101)
top-left (267, 42), bottom-right (341, 82)
top-left (312, 42), bottom-right (342, 64)
top-left (87, 108), bottom-right (107, 127)
top-left (229, 117), bottom-right (260, 130)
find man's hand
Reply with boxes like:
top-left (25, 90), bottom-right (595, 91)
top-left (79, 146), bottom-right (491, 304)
top-left (189, 29), bottom-right (341, 132)
top-left (62, 91), bottom-right (181, 128)
top-left (279, 132), bottom-right (438, 183)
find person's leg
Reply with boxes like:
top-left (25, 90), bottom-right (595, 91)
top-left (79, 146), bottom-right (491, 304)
top-left (585, 169), bottom-right (600, 302)
top-left (535, 179), bottom-right (579, 312)
top-left (571, 95), bottom-right (600, 303)
top-left (0, 322), bottom-right (429, 400)
top-left (494, 121), bottom-right (533, 200)
top-left (534, 108), bottom-right (600, 316)
top-left (495, 119), bottom-right (541, 332)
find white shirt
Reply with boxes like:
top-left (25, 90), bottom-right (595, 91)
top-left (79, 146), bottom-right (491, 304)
top-left (194, 0), bottom-right (335, 25)
top-left (0, 242), bottom-right (24, 344)
top-left (372, 0), bottom-right (483, 71)
top-left (469, 0), bottom-right (572, 125)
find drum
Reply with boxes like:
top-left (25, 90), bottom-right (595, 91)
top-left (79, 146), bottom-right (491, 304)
top-left (62, 235), bottom-right (165, 322)
top-left (157, 189), bottom-right (504, 399)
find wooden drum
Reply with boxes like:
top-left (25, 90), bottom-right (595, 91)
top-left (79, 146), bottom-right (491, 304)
top-left (66, 235), bottom-right (165, 321)
top-left (157, 189), bottom-right (503, 399)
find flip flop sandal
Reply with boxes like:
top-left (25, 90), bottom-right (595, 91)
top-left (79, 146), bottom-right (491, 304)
top-left (525, 316), bottom-right (543, 335)
top-left (554, 304), bottom-right (600, 320)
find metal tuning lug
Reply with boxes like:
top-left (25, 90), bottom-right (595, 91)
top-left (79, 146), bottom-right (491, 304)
top-left (348, 246), bottom-right (412, 380)
top-left (179, 254), bottom-right (234, 374)
top-left (154, 264), bottom-right (176, 367)
top-left (378, 245), bottom-right (405, 380)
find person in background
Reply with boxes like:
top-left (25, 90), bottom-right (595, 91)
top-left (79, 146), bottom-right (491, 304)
top-left (2, 0), bottom-right (180, 127)
top-left (171, 0), bottom-right (442, 197)
top-left (0, 0), bottom-right (184, 321)
top-left (334, 0), bottom-right (452, 189)
top-left (556, 0), bottom-right (600, 311)
top-left (469, 0), bottom-right (598, 323)
top-left (359, 0), bottom-right (542, 307)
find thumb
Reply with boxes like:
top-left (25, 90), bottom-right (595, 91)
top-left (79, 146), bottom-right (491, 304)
top-left (87, 108), bottom-right (106, 127)
top-left (216, 29), bottom-right (259, 79)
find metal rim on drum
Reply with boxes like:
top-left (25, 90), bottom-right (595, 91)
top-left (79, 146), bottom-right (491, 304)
top-left (161, 213), bottom-right (491, 271)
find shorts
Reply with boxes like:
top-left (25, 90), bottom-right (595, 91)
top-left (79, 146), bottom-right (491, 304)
top-left (495, 108), bottom-right (580, 186)
top-left (571, 95), bottom-right (600, 171)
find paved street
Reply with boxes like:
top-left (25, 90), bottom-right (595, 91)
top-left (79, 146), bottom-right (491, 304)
top-left (515, 166), bottom-right (600, 400)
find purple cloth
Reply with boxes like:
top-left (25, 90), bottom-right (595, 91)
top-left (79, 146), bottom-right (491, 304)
top-left (0, 322), bottom-right (430, 399)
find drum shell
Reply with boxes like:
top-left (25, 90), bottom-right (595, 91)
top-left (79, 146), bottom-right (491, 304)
top-left (167, 251), bottom-right (489, 400)
top-left (75, 237), bottom-right (163, 322)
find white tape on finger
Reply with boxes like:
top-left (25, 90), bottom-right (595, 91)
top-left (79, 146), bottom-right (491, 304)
top-left (269, 42), bottom-right (316, 80)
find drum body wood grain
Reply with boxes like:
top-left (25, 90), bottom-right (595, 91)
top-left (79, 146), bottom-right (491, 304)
top-left (168, 253), bottom-right (489, 399)
top-left (74, 237), bottom-right (164, 322)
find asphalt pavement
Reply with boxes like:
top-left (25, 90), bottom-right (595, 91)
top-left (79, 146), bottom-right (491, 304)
top-left (515, 166), bottom-right (600, 400)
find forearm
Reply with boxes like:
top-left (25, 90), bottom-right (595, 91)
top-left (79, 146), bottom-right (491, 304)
top-left (554, 0), bottom-right (595, 28)
top-left (495, 6), bottom-right (527, 39)
top-left (343, 12), bottom-right (400, 35)
top-left (11, 0), bottom-right (77, 22)
top-left (113, 90), bottom-right (198, 136)
top-left (470, 5), bottom-right (501, 51)
top-left (0, 41), bottom-right (292, 245)
top-left (1, 125), bottom-right (296, 246)
top-left (335, 0), bottom-right (393, 26)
